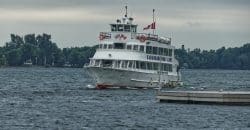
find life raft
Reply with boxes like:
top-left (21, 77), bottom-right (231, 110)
top-left (137, 35), bottom-right (147, 42)
top-left (99, 34), bottom-right (105, 40)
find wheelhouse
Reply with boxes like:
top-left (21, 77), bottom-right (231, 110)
top-left (110, 24), bottom-right (137, 33)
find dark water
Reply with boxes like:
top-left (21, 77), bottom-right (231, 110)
top-left (0, 67), bottom-right (250, 129)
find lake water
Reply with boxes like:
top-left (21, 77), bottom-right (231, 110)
top-left (0, 67), bottom-right (250, 129)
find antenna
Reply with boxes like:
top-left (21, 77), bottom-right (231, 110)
top-left (125, 5), bottom-right (128, 17)
top-left (153, 9), bottom-right (155, 34)
top-left (153, 9), bottom-right (155, 22)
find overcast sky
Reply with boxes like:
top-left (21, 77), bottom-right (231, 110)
top-left (0, 0), bottom-right (249, 49)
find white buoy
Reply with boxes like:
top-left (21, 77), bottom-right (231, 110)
top-left (86, 84), bottom-right (95, 89)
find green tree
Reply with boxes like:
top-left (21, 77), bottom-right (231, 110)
top-left (0, 47), bottom-right (6, 66)
top-left (6, 48), bottom-right (23, 66)
top-left (175, 43), bottom-right (250, 70)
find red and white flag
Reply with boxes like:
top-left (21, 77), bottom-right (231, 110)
top-left (143, 22), bottom-right (156, 30)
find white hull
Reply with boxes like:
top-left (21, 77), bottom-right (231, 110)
top-left (86, 67), bottom-right (179, 88)
top-left (85, 8), bottom-right (182, 89)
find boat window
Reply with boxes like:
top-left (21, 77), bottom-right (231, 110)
top-left (140, 62), bottom-right (146, 69)
top-left (127, 45), bottom-right (132, 50)
top-left (122, 61), bottom-right (128, 68)
top-left (133, 45), bottom-right (138, 51)
top-left (169, 64), bottom-right (173, 72)
top-left (163, 64), bottom-right (167, 71)
top-left (164, 48), bottom-right (168, 56)
top-left (136, 61), bottom-right (140, 69)
top-left (114, 43), bottom-right (125, 49)
top-left (128, 61), bottom-right (133, 68)
top-left (146, 46), bottom-right (152, 54)
top-left (121, 61), bottom-right (126, 68)
top-left (153, 63), bottom-right (158, 70)
top-left (131, 25), bottom-right (137, 32)
top-left (94, 60), bottom-right (100, 66)
top-left (153, 47), bottom-right (158, 55)
top-left (102, 60), bottom-right (112, 67)
top-left (125, 61), bottom-right (129, 68)
top-left (132, 61), bottom-right (136, 68)
top-left (111, 24), bottom-right (117, 31)
top-left (160, 63), bottom-right (164, 71)
top-left (169, 49), bottom-right (173, 56)
top-left (147, 62), bottom-right (153, 70)
top-left (89, 59), bottom-right (93, 65)
top-left (108, 44), bottom-right (113, 49)
top-left (103, 44), bottom-right (107, 49)
top-left (124, 25), bottom-right (130, 32)
top-left (139, 45), bottom-right (144, 52)
top-left (115, 60), bottom-right (121, 68)
top-left (99, 44), bottom-right (103, 49)
top-left (118, 25), bottom-right (124, 31)
top-left (159, 48), bottom-right (164, 55)
top-left (161, 57), bottom-right (166, 61)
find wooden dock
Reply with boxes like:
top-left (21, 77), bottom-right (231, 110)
top-left (157, 91), bottom-right (250, 105)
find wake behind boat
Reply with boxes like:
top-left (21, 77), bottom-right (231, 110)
top-left (85, 6), bottom-right (181, 89)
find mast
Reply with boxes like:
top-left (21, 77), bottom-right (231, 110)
top-left (153, 9), bottom-right (155, 34)
top-left (125, 5), bottom-right (128, 17)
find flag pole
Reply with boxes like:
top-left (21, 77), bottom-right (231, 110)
top-left (125, 5), bottom-right (128, 17)
top-left (153, 9), bottom-right (155, 35)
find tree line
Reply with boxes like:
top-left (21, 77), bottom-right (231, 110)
top-left (0, 33), bottom-right (249, 70)
top-left (175, 44), bottom-right (250, 70)
top-left (0, 34), bottom-right (96, 67)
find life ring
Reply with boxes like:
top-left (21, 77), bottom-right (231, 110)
top-left (139, 35), bottom-right (146, 42)
top-left (99, 34), bottom-right (104, 40)
top-left (115, 34), bottom-right (127, 40)
top-left (115, 34), bottom-right (120, 39)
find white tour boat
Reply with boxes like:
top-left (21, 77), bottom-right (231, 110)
top-left (85, 6), bottom-right (181, 89)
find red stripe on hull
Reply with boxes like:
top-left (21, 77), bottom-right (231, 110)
top-left (96, 84), bottom-right (112, 89)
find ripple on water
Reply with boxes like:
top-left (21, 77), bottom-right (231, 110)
top-left (0, 67), bottom-right (250, 129)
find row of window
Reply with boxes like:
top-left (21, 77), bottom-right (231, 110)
top-left (99, 43), bottom-right (145, 52)
top-left (92, 60), bottom-right (173, 72)
top-left (111, 24), bottom-right (137, 32)
top-left (147, 55), bottom-right (172, 62)
top-left (134, 61), bottom-right (173, 72)
top-left (99, 44), bottom-right (173, 57)
top-left (146, 46), bottom-right (172, 56)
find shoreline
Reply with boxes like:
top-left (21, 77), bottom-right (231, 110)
top-left (0, 65), bottom-right (83, 69)
top-left (0, 65), bottom-right (250, 71)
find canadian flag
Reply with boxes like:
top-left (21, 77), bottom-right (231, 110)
top-left (143, 22), bottom-right (156, 30)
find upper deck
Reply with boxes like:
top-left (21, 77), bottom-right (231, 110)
top-left (99, 32), bottom-right (171, 45)
top-left (99, 6), bottom-right (171, 46)
top-left (86, 6), bottom-right (179, 74)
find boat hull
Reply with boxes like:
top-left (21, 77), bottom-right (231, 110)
top-left (85, 67), bottom-right (179, 88)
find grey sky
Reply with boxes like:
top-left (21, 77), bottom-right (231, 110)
top-left (0, 0), bottom-right (249, 49)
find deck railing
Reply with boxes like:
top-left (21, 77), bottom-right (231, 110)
top-left (99, 32), bottom-right (171, 45)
